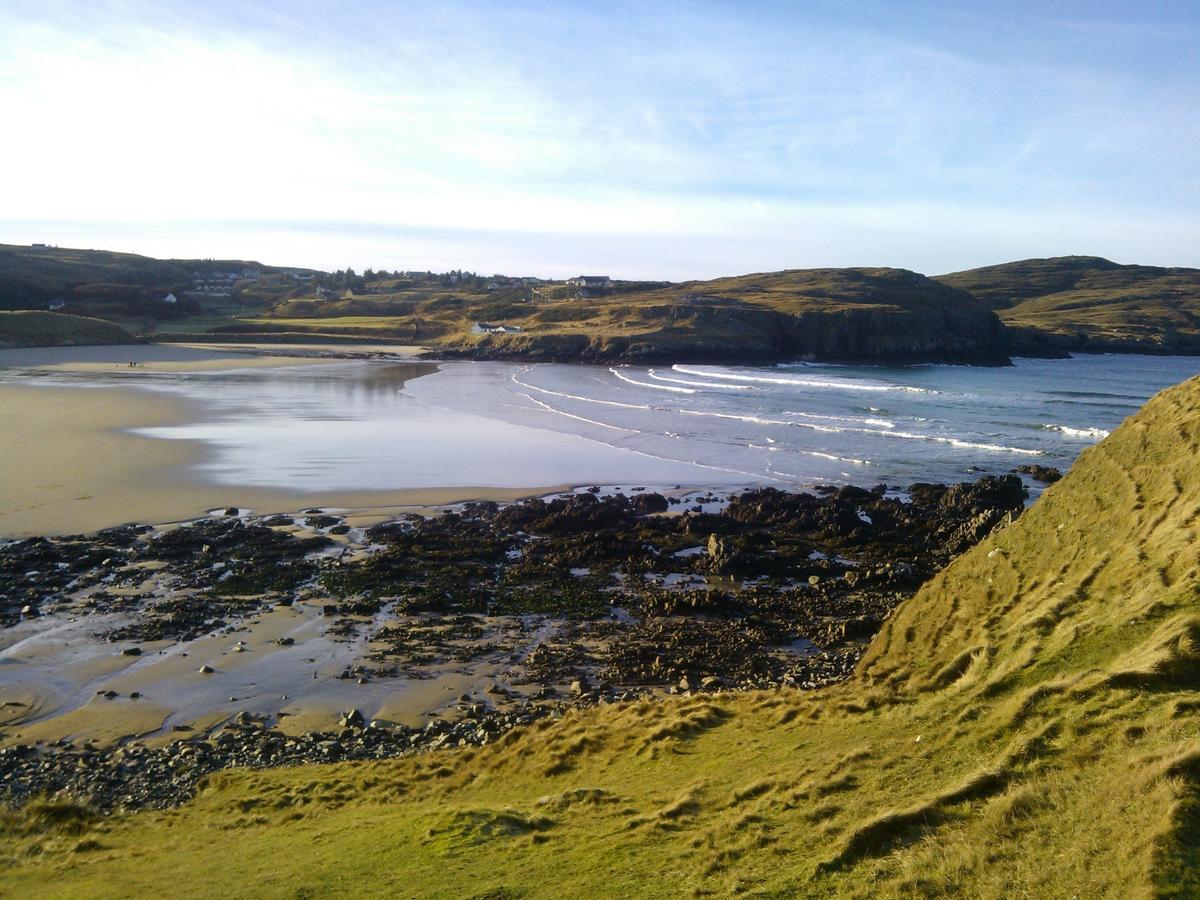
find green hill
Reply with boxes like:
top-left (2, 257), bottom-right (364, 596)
top-left (937, 256), bottom-right (1200, 354)
top-left (7, 376), bottom-right (1200, 895)
top-left (0, 310), bottom-right (134, 348)
top-left (252, 267), bottom-right (1010, 364)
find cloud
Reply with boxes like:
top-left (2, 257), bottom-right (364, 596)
top-left (1, 0), bottom-right (1197, 274)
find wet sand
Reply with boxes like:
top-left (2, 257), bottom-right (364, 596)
top-left (0, 570), bottom-right (549, 747)
top-left (0, 381), bottom-right (567, 537)
top-left (0, 342), bottom-right (426, 373)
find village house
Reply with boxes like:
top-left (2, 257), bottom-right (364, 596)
top-left (471, 322), bottom-right (523, 335)
top-left (567, 275), bottom-right (612, 289)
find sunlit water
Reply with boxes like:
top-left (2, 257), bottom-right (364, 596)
top-left (10, 355), bottom-right (1200, 495)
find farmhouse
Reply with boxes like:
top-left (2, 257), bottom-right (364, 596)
top-left (567, 275), bottom-right (612, 289)
top-left (471, 322), bottom-right (523, 335)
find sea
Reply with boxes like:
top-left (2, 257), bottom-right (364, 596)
top-left (22, 353), bottom-right (1196, 498)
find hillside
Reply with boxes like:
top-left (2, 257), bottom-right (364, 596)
top-left (0, 244), bottom-right (317, 335)
top-left (0, 311), bottom-right (134, 348)
top-left (6, 376), bottom-right (1200, 895)
top-left (247, 267), bottom-right (1011, 364)
top-left (938, 256), bottom-right (1200, 354)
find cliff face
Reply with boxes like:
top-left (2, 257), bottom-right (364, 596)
top-left (445, 267), bottom-right (1012, 364)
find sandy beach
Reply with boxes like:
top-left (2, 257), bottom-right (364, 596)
top-left (0, 341), bottom-right (428, 372)
top-left (0, 344), bottom-right (564, 537)
top-left (0, 379), bottom-right (565, 536)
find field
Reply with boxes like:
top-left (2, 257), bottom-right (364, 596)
top-left (6, 375), bottom-right (1200, 896)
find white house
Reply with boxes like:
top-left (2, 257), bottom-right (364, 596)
top-left (471, 322), bottom-right (523, 335)
top-left (161, 292), bottom-right (178, 304)
top-left (567, 275), bottom-right (612, 289)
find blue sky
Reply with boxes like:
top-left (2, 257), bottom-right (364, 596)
top-left (1, 0), bottom-right (1197, 277)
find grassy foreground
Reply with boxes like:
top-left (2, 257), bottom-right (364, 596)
top-left (7, 378), bottom-right (1200, 896)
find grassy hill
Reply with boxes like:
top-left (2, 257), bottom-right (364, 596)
top-left (937, 256), bottom-right (1200, 354)
top-left (245, 267), bottom-right (1010, 364)
top-left (7, 376), bottom-right (1200, 895)
top-left (0, 311), bottom-right (134, 348)
top-left (8, 244), bottom-right (1200, 360)
top-left (0, 244), bottom-right (317, 336)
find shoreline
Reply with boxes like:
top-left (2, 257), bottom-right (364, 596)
top-left (0, 344), bottom-right (583, 538)
top-left (0, 380), bottom-right (578, 538)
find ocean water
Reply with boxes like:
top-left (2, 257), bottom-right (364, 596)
top-left (9, 354), bottom-right (1199, 495)
top-left (404, 355), bottom-right (1200, 493)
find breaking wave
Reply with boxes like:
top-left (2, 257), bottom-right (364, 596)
top-left (610, 368), bottom-right (694, 394)
top-left (1041, 423), bottom-right (1110, 439)
top-left (673, 365), bottom-right (938, 394)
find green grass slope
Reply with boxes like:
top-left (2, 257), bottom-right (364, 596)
top-left (937, 256), bottom-right (1200, 353)
top-left (0, 311), bottom-right (134, 348)
top-left (7, 376), bottom-right (1200, 896)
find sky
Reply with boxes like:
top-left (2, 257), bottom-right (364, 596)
top-left (1, 0), bottom-right (1197, 279)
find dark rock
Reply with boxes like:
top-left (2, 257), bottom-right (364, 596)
top-left (631, 493), bottom-right (669, 515)
top-left (1013, 464), bottom-right (1063, 483)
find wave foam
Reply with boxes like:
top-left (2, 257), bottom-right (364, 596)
top-left (673, 365), bottom-right (937, 394)
top-left (511, 373), bottom-right (651, 410)
top-left (647, 369), bottom-right (752, 390)
top-left (1042, 423), bottom-right (1110, 439)
top-left (610, 367), bottom-right (695, 394)
top-left (518, 393), bottom-right (638, 433)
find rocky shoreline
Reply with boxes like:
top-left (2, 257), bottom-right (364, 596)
top-left (0, 473), bottom-right (1036, 812)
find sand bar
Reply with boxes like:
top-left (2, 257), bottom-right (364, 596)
top-left (0, 341), bottom-right (422, 374)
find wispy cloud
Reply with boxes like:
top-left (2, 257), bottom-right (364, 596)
top-left (1, 0), bottom-right (1197, 275)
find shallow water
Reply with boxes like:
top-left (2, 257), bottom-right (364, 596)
top-left (7, 354), bottom-right (1199, 496)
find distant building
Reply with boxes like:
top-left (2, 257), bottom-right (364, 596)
top-left (47, 298), bottom-right (65, 311)
top-left (567, 275), bottom-right (612, 289)
top-left (316, 286), bottom-right (337, 299)
top-left (471, 322), bottom-right (523, 335)
top-left (189, 271), bottom-right (243, 295)
top-left (161, 292), bottom-right (178, 304)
